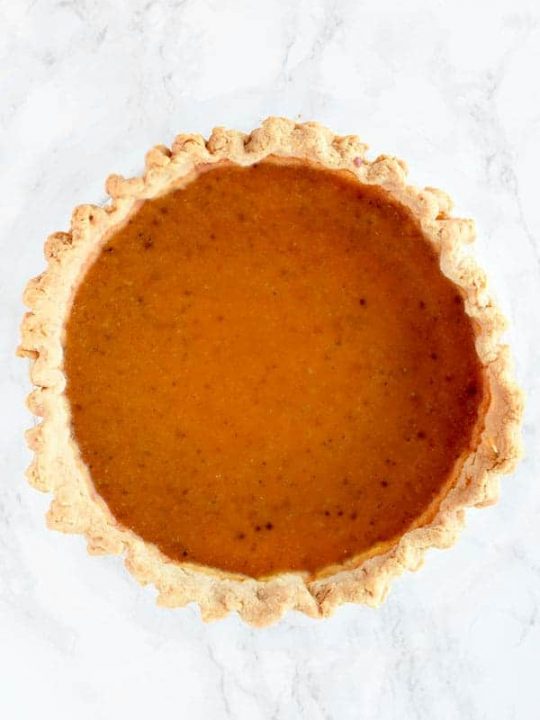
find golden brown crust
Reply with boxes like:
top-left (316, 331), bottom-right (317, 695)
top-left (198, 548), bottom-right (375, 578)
top-left (18, 117), bottom-right (523, 626)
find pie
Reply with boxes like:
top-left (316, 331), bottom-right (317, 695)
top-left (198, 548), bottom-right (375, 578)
top-left (18, 118), bottom-right (522, 625)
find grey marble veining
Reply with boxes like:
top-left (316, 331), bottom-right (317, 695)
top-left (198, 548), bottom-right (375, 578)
top-left (1, 0), bottom-right (539, 718)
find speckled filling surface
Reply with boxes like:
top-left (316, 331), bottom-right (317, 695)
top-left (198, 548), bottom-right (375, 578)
top-left (64, 161), bottom-right (484, 578)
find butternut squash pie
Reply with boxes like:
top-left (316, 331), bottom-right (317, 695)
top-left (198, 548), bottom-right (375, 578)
top-left (19, 118), bottom-right (522, 625)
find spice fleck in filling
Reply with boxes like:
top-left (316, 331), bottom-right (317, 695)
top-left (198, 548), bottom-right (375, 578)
top-left (64, 161), bottom-right (484, 577)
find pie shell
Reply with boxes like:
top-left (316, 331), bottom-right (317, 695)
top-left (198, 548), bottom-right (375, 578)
top-left (18, 117), bottom-right (523, 626)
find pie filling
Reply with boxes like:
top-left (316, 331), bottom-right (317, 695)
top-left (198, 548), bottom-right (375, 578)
top-left (64, 161), bottom-right (485, 578)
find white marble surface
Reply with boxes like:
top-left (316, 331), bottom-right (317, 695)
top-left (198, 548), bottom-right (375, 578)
top-left (1, 0), bottom-right (539, 717)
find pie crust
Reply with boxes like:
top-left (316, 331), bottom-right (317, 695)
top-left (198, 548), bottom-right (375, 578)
top-left (18, 117), bottom-right (523, 626)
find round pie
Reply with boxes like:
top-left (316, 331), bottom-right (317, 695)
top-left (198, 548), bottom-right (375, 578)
top-left (19, 118), bottom-right (522, 625)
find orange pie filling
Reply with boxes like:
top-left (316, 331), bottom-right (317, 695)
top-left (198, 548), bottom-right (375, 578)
top-left (64, 161), bottom-right (485, 578)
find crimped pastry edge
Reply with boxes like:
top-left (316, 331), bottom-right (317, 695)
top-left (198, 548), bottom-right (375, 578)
top-left (18, 117), bottom-right (523, 626)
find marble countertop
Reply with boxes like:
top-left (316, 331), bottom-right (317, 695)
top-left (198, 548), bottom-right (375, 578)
top-left (1, 0), bottom-right (539, 718)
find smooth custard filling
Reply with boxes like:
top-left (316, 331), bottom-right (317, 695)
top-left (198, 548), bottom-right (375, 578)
top-left (64, 161), bottom-right (484, 577)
